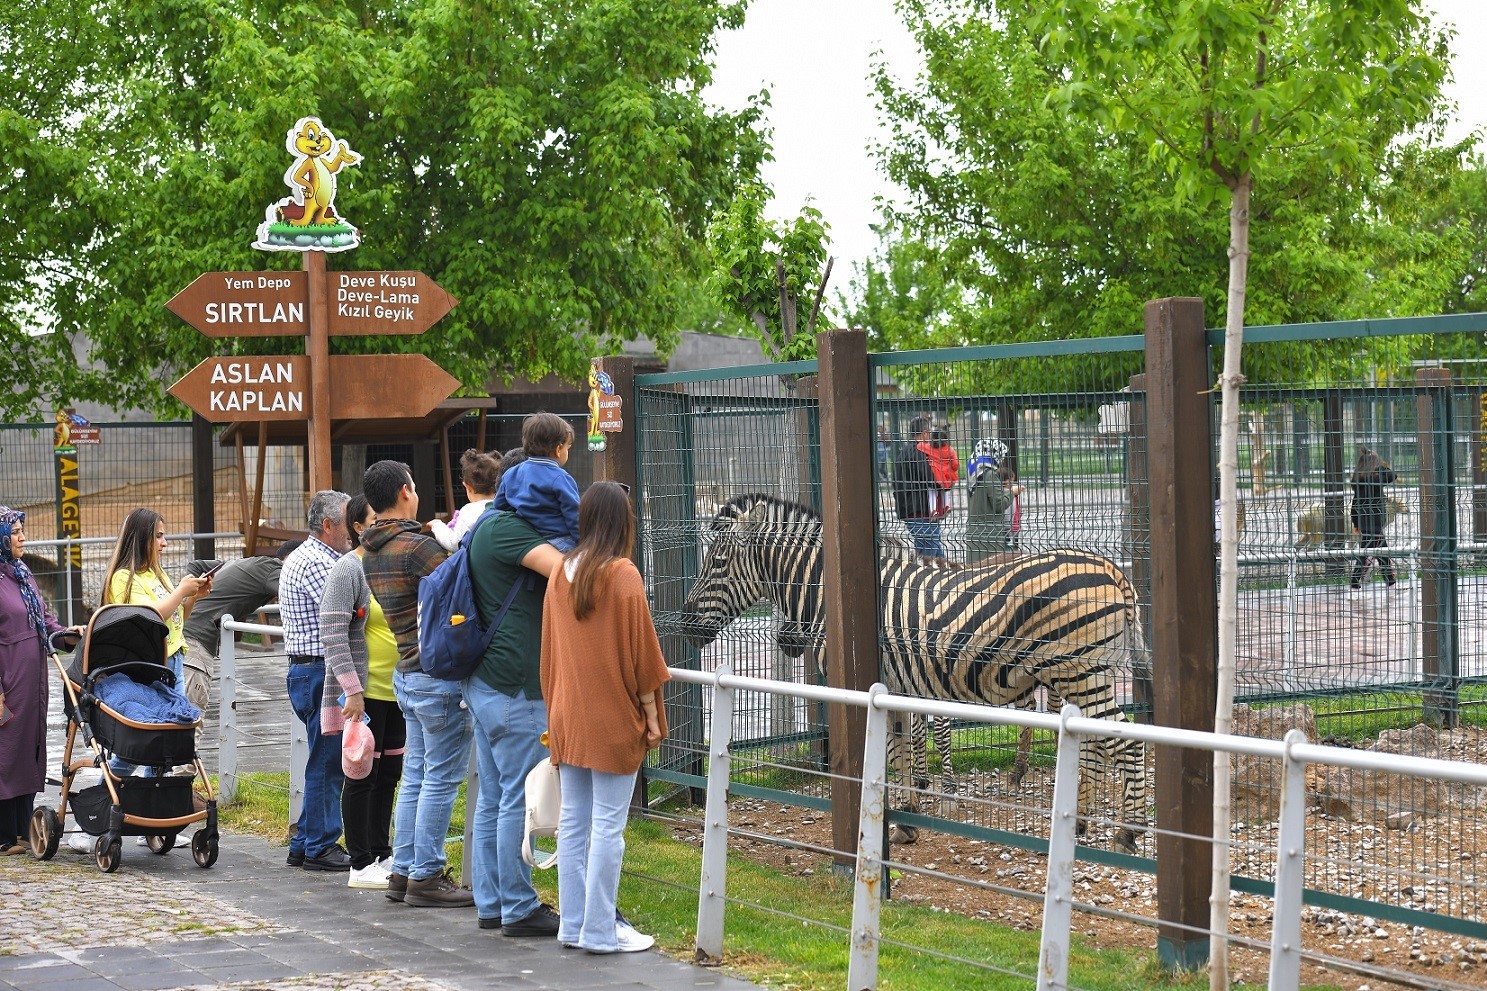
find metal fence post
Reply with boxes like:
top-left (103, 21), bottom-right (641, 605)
top-left (1037, 704), bottom-right (1084, 991)
top-left (847, 685), bottom-right (890, 991)
top-left (695, 664), bottom-right (736, 965)
top-left (289, 696), bottom-right (308, 830)
top-left (1268, 729), bottom-right (1309, 991)
top-left (461, 745), bottom-right (479, 886)
top-left (218, 615), bottom-right (239, 804)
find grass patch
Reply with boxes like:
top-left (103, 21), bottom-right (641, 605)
top-left (217, 772), bottom-right (1317, 990)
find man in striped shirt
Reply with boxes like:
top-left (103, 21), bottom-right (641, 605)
top-left (280, 490), bottom-right (353, 872)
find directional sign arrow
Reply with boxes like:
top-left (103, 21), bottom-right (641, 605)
top-left (327, 271), bottom-right (457, 336)
top-left (169, 354), bottom-right (460, 423)
top-left (166, 270), bottom-right (456, 337)
top-left (166, 272), bottom-right (308, 338)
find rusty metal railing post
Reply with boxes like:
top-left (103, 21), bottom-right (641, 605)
top-left (848, 684), bottom-right (890, 990)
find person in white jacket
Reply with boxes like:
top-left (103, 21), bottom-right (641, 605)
top-left (430, 449), bottom-right (502, 552)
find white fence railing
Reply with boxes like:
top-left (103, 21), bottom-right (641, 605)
top-left (215, 615), bottom-right (1487, 991)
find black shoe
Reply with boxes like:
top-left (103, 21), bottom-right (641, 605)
top-left (478, 916), bottom-right (503, 930)
top-left (302, 845), bottom-right (353, 872)
top-left (503, 902), bottom-right (560, 937)
top-left (286, 849), bottom-right (305, 868)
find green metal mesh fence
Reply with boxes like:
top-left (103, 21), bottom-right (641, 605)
top-left (634, 320), bottom-right (1487, 936)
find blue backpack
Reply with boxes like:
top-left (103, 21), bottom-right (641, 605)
top-left (416, 512), bottom-right (534, 681)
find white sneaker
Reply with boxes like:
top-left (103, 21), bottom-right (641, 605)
top-left (67, 832), bottom-right (93, 853)
top-left (348, 861), bottom-right (392, 889)
top-left (136, 835), bottom-right (149, 846)
top-left (590, 922), bottom-right (654, 954)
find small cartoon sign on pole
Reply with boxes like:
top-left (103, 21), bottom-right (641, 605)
top-left (586, 358), bottom-right (623, 452)
top-left (53, 409), bottom-right (99, 453)
top-left (253, 117), bottom-right (362, 252)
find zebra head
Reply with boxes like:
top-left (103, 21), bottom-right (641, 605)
top-left (680, 494), bottom-right (823, 657)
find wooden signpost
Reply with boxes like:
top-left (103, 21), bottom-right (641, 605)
top-left (165, 116), bottom-right (460, 493)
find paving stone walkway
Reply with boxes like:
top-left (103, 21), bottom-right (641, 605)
top-left (0, 833), bottom-right (763, 991)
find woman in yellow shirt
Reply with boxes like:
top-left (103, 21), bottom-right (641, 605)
top-left (101, 509), bottom-right (211, 684)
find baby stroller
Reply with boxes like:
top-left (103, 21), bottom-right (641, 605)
top-left (30, 603), bottom-right (220, 873)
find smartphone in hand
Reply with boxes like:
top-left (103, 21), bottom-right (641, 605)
top-left (200, 561), bottom-right (226, 580)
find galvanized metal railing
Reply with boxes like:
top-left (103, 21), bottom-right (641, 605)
top-left (670, 665), bottom-right (1487, 991)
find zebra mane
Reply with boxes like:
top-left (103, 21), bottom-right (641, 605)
top-left (712, 493), bottom-right (820, 527)
top-left (712, 494), bottom-right (959, 569)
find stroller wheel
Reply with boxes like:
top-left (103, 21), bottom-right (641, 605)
top-left (191, 829), bottom-right (218, 869)
top-left (29, 807), bottom-right (61, 860)
top-left (147, 833), bottom-right (175, 855)
top-left (95, 835), bottom-right (122, 874)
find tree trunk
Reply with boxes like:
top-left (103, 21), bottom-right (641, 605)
top-left (1210, 172), bottom-right (1251, 990)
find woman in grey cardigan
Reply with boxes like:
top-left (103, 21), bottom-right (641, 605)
top-left (320, 494), bottom-right (405, 889)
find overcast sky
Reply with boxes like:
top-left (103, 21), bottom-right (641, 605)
top-left (706, 1), bottom-right (1487, 280)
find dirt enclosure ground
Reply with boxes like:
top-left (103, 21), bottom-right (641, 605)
top-left (665, 732), bottom-right (1487, 990)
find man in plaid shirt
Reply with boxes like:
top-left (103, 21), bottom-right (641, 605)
top-left (280, 490), bottom-right (353, 872)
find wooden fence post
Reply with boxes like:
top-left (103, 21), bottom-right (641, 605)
top-left (817, 330), bottom-right (881, 868)
top-left (1143, 297), bottom-right (1216, 972)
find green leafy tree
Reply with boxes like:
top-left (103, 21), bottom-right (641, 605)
top-left (870, 3), bottom-right (1475, 391)
top-left (0, 0), bottom-right (768, 420)
top-left (706, 182), bottom-right (834, 361)
top-left (1027, 0), bottom-right (1451, 982)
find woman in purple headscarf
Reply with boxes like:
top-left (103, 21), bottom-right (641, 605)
top-left (0, 507), bottom-right (81, 854)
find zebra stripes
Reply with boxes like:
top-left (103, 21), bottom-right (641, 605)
top-left (679, 493), bottom-right (1149, 852)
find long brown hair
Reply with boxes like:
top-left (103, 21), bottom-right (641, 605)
top-left (101, 507), bottom-right (171, 606)
top-left (568, 481), bottom-right (635, 621)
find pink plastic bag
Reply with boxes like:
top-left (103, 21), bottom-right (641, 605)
top-left (342, 719), bottom-right (374, 780)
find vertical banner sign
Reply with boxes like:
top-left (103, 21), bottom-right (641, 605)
top-left (51, 444), bottom-right (85, 625)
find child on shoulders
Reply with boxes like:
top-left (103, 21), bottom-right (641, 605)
top-left (493, 411), bottom-right (580, 552)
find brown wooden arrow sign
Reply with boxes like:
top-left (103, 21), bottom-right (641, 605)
top-left (166, 270), bottom-right (456, 337)
top-left (328, 271), bottom-right (457, 336)
top-left (168, 354), bottom-right (460, 423)
top-left (166, 272), bottom-right (309, 338)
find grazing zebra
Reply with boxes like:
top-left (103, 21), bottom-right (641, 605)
top-left (679, 493), bottom-right (1148, 852)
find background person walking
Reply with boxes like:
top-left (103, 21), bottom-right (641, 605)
top-left (541, 481), bottom-right (670, 954)
top-left (1349, 447), bottom-right (1399, 590)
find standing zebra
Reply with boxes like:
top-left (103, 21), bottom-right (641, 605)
top-left (680, 493), bottom-right (1149, 852)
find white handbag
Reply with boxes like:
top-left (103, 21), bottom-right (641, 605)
top-left (522, 756), bottom-right (561, 869)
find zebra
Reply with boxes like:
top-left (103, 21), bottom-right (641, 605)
top-left (679, 493), bottom-right (1149, 853)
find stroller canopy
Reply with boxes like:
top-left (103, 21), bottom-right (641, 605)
top-left (67, 604), bottom-right (169, 683)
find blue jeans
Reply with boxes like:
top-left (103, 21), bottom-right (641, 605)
top-left (903, 518), bottom-right (944, 558)
top-left (556, 765), bottom-right (638, 952)
top-left (287, 660), bottom-right (344, 858)
top-left (464, 679), bottom-right (546, 924)
top-left (391, 670), bottom-right (472, 881)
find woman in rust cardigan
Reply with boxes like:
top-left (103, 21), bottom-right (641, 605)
top-left (540, 481), bottom-right (669, 954)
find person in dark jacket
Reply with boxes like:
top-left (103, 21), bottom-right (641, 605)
top-left (1349, 447), bottom-right (1399, 590)
top-left (892, 414), bottom-right (942, 557)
